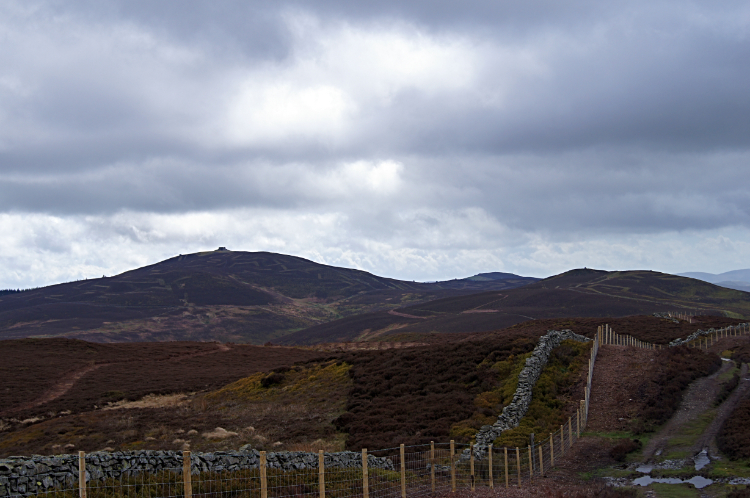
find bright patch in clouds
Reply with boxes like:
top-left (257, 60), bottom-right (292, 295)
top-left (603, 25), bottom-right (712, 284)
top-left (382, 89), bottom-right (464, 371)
top-left (223, 16), bottom-right (478, 146)
top-left (227, 83), bottom-right (354, 146)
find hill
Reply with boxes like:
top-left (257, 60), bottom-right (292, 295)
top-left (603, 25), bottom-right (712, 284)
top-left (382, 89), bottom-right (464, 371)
top-left (279, 268), bottom-right (750, 344)
top-left (0, 250), bottom-right (536, 344)
top-left (679, 269), bottom-right (750, 292)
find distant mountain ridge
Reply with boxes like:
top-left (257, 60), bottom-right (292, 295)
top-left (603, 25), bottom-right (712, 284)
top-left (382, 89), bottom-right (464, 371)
top-left (678, 269), bottom-right (750, 292)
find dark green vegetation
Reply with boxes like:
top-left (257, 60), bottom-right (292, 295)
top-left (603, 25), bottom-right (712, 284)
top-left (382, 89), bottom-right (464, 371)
top-left (631, 347), bottom-right (721, 434)
top-left (0, 250), bottom-right (536, 344)
top-left (332, 336), bottom-right (591, 451)
top-left (718, 398), bottom-right (750, 460)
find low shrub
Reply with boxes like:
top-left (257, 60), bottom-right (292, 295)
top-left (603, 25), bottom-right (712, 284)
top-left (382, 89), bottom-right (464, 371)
top-left (609, 439), bottom-right (642, 462)
top-left (335, 335), bottom-right (537, 450)
top-left (718, 398), bottom-right (750, 459)
top-left (732, 343), bottom-right (750, 364)
top-left (260, 372), bottom-right (285, 388)
top-left (715, 370), bottom-right (740, 406)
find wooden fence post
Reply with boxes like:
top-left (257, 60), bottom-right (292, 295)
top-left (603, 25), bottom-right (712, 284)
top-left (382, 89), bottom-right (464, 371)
top-left (362, 449), bottom-right (369, 498)
top-left (182, 450), bottom-right (192, 498)
top-left (504, 447), bottom-right (508, 488)
top-left (539, 446), bottom-right (544, 476)
top-left (470, 443), bottom-right (475, 490)
top-left (430, 442), bottom-right (435, 493)
top-left (400, 444), bottom-right (406, 498)
top-left (319, 450), bottom-right (325, 498)
top-left (450, 440), bottom-right (456, 493)
top-left (528, 445), bottom-right (533, 478)
top-left (78, 451), bottom-right (86, 498)
top-left (516, 447), bottom-right (521, 487)
top-left (488, 444), bottom-right (494, 489)
top-left (550, 435), bottom-right (554, 467)
top-left (568, 417), bottom-right (573, 447)
top-left (260, 451), bottom-right (267, 498)
top-left (560, 425), bottom-right (565, 455)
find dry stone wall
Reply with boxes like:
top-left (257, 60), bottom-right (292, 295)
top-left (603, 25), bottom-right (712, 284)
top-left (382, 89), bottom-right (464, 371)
top-left (0, 449), bottom-right (393, 498)
top-left (474, 329), bottom-right (590, 447)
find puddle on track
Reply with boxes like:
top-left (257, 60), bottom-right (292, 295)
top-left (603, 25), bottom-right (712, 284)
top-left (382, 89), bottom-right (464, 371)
top-left (633, 475), bottom-right (714, 489)
top-left (694, 449), bottom-right (710, 471)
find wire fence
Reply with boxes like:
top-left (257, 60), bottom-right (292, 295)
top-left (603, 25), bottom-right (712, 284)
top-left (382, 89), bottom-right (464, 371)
top-left (598, 322), bottom-right (749, 350)
top-left (685, 323), bottom-right (749, 350)
top-left (12, 434), bottom-right (596, 498)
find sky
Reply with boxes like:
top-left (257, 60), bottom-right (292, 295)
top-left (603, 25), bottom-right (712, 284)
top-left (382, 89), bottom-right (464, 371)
top-left (1, 0), bottom-right (749, 288)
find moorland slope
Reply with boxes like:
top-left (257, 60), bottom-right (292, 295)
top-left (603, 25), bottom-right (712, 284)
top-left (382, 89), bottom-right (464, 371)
top-left (280, 269), bottom-right (750, 344)
top-left (0, 250), bottom-right (536, 344)
top-left (1, 313), bottom-right (743, 458)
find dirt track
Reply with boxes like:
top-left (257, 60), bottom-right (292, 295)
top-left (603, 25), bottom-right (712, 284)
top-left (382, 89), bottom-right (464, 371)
top-left (641, 360), bottom-right (732, 460)
top-left (699, 362), bottom-right (750, 457)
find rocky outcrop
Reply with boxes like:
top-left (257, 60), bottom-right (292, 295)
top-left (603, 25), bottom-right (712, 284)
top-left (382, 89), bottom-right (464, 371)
top-left (474, 329), bottom-right (590, 447)
top-left (652, 312), bottom-right (680, 324)
top-left (0, 449), bottom-right (393, 498)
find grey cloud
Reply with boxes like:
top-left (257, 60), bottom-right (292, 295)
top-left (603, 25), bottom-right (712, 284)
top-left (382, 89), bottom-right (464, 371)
top-left (1, 0), bottom-right (750, 288)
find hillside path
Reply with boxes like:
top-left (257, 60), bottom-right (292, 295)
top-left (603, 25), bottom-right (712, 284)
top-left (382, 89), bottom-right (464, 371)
top-left (3, 364), bottom-right (106, 416)
top-left (1, 342), bottom-right (232, 416)
top-left (387, 310), bottom-right (428, 319)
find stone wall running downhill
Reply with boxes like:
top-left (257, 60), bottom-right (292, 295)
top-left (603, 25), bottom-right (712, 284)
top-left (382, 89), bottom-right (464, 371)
top-left (0, 448), bottom-right (394, 498)
top-left (473, 329), bottom-right (591, 449)
top-left (668, 323), bottom-right (749, 347)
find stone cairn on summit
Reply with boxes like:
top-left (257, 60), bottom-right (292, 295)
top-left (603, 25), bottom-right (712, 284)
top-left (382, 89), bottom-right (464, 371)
top-left (468, 329), bottom-right (590, 458)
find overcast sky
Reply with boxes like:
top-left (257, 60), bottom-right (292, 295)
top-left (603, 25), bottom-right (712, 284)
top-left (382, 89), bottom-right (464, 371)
top-left (1, 0), bottom-right (749, 288)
